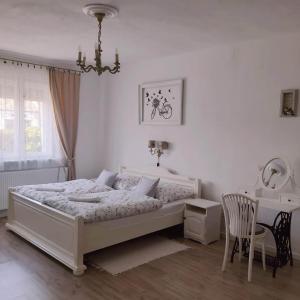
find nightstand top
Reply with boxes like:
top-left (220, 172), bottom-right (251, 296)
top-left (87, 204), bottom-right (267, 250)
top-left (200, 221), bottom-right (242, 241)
top-left (185, 198), bottom-right (221, 209)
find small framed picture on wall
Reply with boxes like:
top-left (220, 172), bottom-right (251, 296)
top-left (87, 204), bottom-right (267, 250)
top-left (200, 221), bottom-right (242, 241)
top-left (280, 89), bottom-right (298, 117)
top-left (139, 79), bottom-right (183, 125)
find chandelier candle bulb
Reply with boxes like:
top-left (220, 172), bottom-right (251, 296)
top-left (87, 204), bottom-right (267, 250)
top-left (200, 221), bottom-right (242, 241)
top-left (77, 50), bottom-right (82, 63)
top-left (115, 48), bottom-right (119, 62)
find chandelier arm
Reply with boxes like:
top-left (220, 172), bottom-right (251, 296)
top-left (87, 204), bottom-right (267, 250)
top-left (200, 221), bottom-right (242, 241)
top-left (82, 65), bottom-right (97, 73)
top-left (87, 65), bottom-right (97, 72)
top-left (108, 67), bottom-right (120, 74)
top-left (101, 65), bottom-right (117, 74)
top-left (102, 65), bottom-right (113, 72)
top-left (102, 61), bottom-right (121, 73)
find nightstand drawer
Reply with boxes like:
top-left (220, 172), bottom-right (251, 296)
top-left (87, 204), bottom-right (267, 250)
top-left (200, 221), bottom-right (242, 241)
top-left (184, 198), bottom-right (221, 245)
top-left (184, 216), bottom-right (205, 238)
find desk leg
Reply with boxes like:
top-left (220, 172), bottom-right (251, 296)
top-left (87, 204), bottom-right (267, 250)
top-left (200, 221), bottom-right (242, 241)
top-left (289, 244), bottom-right (294, 266)
top-left (259, 211), bottom-right (293, 278)
top-left (288, 215), bottom-right (293, 267)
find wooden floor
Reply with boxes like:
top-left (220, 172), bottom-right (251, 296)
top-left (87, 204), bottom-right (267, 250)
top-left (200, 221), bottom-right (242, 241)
top-left (1, 218), bottom-right (300, 300)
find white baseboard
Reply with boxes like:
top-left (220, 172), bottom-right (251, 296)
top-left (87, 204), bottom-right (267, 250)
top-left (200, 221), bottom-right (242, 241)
top-left (220, 232), bottom-right (300, 261)
top-left (264, 244), bottom-right (300, 261)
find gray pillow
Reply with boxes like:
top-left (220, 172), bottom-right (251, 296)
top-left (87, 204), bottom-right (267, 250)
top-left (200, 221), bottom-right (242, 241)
top-left (132, 177), bottom-right (160, 197)
top-left (96, 169), bottom-right (118, 187)
top-left (113, 174), bottom-right (140, 190)
top-left (155, 183), bottom-right (194, 204)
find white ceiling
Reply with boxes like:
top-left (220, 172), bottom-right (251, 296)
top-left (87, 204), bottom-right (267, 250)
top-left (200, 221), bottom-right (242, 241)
top-left (1, 0), bottom-right (300, 65)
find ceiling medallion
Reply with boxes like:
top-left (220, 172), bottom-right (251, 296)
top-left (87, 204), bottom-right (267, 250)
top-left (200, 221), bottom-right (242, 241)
top-left (76, 4), bottom-right (120, 76)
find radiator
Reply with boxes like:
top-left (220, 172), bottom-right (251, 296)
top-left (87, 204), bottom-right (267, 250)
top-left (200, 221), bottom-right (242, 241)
top-left (0, 168), bottom-right (66, 210)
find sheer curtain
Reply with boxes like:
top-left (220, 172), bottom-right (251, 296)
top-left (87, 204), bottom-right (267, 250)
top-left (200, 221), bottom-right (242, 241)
top-left (0, 63), bottom-right (64, 171)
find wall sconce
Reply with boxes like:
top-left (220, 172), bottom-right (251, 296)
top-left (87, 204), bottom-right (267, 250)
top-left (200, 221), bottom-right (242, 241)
top-left (148, 140), bottom-right (169, 167)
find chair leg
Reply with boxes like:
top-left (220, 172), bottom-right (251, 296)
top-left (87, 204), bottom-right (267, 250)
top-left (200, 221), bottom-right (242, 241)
top-left (222, 233), bottom-right (230, 272)
top-left (248, 238), bottom-right (255, 282)
top-left (262, 242), bottom-right (266, 271)
top-left (238, 238), bottom-right (242, 262)
top-left (230, 238), bottom-right (238, 263)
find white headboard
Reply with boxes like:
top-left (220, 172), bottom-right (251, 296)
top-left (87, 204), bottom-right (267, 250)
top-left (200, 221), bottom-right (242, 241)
top-left (119, 166), bottom-right (201, 198)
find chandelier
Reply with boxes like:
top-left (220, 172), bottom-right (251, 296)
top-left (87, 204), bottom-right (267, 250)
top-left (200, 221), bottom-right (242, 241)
top-left (76, 4), bottom-right (120, 76)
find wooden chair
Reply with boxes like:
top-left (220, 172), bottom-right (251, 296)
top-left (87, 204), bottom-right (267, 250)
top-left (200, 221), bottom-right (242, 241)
top-left (222, 194), bottom-right (266, 282)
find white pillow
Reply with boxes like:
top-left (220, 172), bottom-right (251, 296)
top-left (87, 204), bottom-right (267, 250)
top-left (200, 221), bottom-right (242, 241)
top-left (132, 177), bottom-right (160, 197)
top-left (96, 169), bottom-right (118, 187)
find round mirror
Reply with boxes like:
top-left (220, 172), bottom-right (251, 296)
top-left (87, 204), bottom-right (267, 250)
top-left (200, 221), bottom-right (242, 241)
top-left (261, 158), bottom-right (291, 191)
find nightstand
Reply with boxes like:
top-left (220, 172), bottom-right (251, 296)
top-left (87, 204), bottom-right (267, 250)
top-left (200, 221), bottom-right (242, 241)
top-left (184, 199), bottom-right (221, 245)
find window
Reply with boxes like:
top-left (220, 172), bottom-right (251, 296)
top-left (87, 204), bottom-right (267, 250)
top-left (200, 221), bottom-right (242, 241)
top-left (0, 63), bottom-right (64, 171)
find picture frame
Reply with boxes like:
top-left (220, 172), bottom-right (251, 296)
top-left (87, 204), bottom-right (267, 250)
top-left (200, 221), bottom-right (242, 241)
top-left (139, 79), bottom-right (183, 125)
top-left (280, 89), bottom-right (298, 117)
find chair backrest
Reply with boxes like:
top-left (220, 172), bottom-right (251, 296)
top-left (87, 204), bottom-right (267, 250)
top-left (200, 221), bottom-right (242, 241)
top-left (222, 194), bottom-right (259, 239)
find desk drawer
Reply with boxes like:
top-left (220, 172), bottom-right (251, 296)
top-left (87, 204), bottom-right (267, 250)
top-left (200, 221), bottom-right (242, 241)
top-left (280, 194), bottom-right (300, 205)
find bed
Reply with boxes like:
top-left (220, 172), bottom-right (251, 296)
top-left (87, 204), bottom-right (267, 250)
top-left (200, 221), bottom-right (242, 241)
top-left (5, 166), bottom-right (201, 275)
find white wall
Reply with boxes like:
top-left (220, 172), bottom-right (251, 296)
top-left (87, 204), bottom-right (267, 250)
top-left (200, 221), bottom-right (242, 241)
top-left (101, 34), bottom-right (300, 254)
top-left (76, 72), bottom-right (103, 179)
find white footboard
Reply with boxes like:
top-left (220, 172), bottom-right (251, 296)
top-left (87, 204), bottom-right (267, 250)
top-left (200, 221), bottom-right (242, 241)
top-left (6, 191), bottom-right (86, 275)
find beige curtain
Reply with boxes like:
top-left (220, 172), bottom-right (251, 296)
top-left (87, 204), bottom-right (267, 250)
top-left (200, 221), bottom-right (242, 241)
top-left (49, 69), bottom-right (80, 180)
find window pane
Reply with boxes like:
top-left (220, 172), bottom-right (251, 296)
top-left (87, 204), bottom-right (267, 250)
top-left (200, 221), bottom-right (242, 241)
top-left (0, 65), bottom-right (63, 171)
top-left (25, 99), bottom-right (40, 111)
top-left (24, 100), bottom-right (42, 153)
top-left (0, 97), bottom-right (15, 153)
top-left (0, 98), bottom-right (15, 110)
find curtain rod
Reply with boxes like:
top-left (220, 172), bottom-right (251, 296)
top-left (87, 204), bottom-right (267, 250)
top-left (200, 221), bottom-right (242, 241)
top-left (0, 57), bottom-right (82, 74)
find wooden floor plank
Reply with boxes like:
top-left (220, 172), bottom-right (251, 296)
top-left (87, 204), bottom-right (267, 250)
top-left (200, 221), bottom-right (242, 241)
top-left (1, 218), bottom-right (299, 300)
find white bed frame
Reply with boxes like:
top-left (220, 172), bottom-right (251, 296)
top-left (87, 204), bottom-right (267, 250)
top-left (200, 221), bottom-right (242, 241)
top-left (5, 166), bottom-right (201, 275)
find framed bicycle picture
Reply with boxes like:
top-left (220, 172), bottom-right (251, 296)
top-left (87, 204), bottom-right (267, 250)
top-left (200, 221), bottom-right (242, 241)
top-left (139, 79), bottom-right (183, 125)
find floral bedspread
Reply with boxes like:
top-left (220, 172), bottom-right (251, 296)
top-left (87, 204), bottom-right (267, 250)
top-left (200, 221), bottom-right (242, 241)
top-left (12, 180), bottom-right (163, 223)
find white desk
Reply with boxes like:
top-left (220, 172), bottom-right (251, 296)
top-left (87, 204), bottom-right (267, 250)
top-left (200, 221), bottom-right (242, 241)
top-left (256, 197), bottom-right (300, 277)
top-left (257, 197), bottom-right (300, 213)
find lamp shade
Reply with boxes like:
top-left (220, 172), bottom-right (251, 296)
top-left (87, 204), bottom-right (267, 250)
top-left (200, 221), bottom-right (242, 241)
top-left (155, 141), bottom-right (168, 149)
top-left (148, 140), bottom-right (155, 148)
top-left (161, 141), bottom-right (169, 150)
